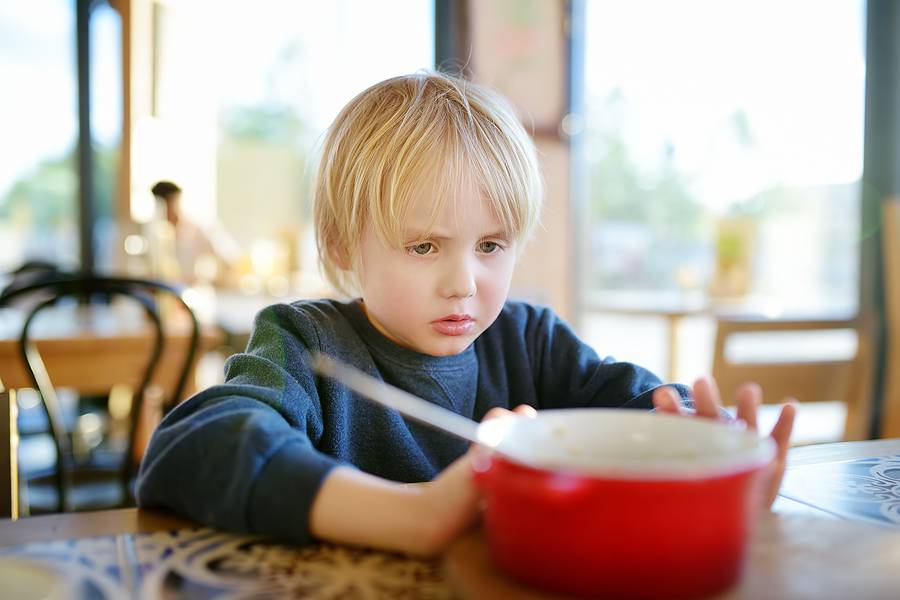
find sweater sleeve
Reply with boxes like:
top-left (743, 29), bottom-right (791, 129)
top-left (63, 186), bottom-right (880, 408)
top-left (135, 304), bottom-right (340, 545)
top-left (525, 305), bottom-right (692, 410)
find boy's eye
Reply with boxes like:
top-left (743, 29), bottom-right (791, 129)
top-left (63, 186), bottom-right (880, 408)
top-left (409, 242), bottom-right (434, 256)
top-left (478, 240), bottom-right (502, 254)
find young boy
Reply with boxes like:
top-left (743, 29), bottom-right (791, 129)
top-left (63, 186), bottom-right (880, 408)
top-left (136, 72), bottom-right (794, 556)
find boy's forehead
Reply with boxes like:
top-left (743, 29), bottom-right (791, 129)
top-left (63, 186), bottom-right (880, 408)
top-left (404, 182), bottom-right (498, 228)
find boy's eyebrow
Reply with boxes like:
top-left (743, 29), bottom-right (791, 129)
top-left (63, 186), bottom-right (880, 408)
top-left (402, 228), bottom-right (443, 241)
top-left (401, 229), bottom-right (511, 241)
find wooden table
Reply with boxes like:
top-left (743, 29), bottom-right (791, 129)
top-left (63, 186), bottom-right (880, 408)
top-left (1, 508), bottom-right (898, 599)
top-left (583, 290), bottom-right (858, 385)
top-left (583, 291), bottom-right (713, 381)
top-left (0, 507), bottom-right (193, 548)
top-left (445, 511), bottom-right (900, 599)
top-left (775, 438), bottom-right (900, 523)
top-left (0, 304), bottom-right (223, 402)
top-left (0, 508), bottom-right (453, 599)
top-left (1, 440), bottom-right (899, 599)
top-left (786, 437), bottom-right (900, 466)
top-left (448, 438), bottom-right (900, 598)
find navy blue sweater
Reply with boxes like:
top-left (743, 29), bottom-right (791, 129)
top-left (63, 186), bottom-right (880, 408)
top-left (136, 299), bottom-right (682, 544)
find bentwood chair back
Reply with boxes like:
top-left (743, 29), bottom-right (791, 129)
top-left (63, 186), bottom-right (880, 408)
top-left (0, 273), bottom-right (199, 513)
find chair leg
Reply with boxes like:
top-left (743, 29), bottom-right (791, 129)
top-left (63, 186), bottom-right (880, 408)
top-left (844, 401), bottom-right (867, 441)
top-left (881, 364), bottom-right (900, 438)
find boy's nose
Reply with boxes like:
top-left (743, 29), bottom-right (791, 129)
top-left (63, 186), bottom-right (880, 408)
top-left (440, 257), bottom-right (477, 299)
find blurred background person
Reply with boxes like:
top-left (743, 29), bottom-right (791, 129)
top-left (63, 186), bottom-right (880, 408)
top-left (151, 181), bottom-right (240, 287)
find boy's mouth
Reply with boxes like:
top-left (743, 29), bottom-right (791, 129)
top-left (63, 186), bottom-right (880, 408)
top-left (434, 313), bottom-right (473, 322)
top-left (431, 314), bottom-right (475, 336)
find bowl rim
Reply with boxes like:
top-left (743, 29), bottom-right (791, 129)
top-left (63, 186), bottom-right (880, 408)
top-left (476, 408), bottom-right (776, 481)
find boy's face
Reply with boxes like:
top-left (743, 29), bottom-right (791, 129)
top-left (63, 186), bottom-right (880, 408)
top-left (357, 185), bottom-right (517, 356)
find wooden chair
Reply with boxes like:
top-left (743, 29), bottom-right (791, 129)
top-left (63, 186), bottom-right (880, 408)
top-left (712, 315), bottom-right (872, 441)
top-left (0, 273), bottom-right (199, 513)
top-left (0, 381), bottom-right (17, 519)
top-left (881, 200), bottom-right (900, 437)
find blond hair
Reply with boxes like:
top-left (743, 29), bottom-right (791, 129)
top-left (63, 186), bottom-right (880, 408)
top-left (313, 71), bottom-right (543, 295)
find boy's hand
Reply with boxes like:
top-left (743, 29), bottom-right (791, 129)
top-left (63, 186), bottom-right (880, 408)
top-left (482, 404), bottom-right (538, 420)
top-left (652, 377), bottom-right (796, 508)
top-left (419, 404), bottom-right (536, 555)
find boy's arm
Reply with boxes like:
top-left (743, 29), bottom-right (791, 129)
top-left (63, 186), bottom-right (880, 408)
top-left (137, 386), bottom-right (481, 555)
top-left (135, 387), bottom-right (339, 543)
top-left (137, 304), bottom-right (340, 543)
top-left (310, 404), bottom-right (532, 556)
top-left (524, 305), bottom-right (691, 409)
top-left (310, 451), bottom-right (481, 557)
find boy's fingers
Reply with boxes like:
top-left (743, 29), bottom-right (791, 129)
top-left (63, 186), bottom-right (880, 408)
top-left (770, 401), bottom-right (797, 460)
top-left (482, 405), bottom-right (537, 422)
top-left (692, 376), bottom-right (722, 419)
top-left (666, 387), bottom-right (686, 412)
top-left (762, 402), bottom-right (796, 508)
top-left (652, 387), bottom-right (683, 414)
top-left (735, 383), bottom-right (762, 430)
top-left (512, 404), bottom-right (538, 418)
top-left (482, 407), bottom-right (513, 421)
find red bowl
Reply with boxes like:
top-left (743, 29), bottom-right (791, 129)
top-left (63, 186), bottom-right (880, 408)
top-left (472, 409), bottom-right (775, 600)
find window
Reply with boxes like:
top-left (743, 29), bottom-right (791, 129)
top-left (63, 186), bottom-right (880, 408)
top-left (0, 1), bottom-right (79, 272)
top-left (578, 0), bottom-right (866, 380)
top-left (90, 1), bottom-right (123, 273)
top-left (0, 1), bottom-right (121, 276)
top-left (143, 0), bottom-right (434, 294)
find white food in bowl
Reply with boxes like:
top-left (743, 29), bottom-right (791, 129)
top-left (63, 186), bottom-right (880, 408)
top-left (477, 408), bottom-right (775, 479)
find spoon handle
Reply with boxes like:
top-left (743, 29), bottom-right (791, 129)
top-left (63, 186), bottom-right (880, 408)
top-left (312, 353), bottom-right (482, 445)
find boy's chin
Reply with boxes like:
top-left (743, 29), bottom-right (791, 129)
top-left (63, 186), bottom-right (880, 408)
top-left (418, 336), bottom-right (473, 357)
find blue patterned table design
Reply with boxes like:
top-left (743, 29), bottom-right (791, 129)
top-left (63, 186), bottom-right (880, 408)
top-left (779, 453), bottom-right (900, 526)
top-left (0, 527), bottom-right (455, 599)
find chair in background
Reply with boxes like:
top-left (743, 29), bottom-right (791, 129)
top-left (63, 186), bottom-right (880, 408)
top-left (0, 273), bottom-right (199, 513)
top-left (1, 382), bottom-right (17, 519)
top-left (881, 200), bottom-right (900, 437)
top-left (712, 315), bottom-right (872, 441)
top-left (0, 261), bottom-right (63, 311)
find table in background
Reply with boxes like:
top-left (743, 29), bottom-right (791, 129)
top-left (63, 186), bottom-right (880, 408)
top-left (0, 305), bottom-right (222, 402)
top-left (0, 304), bottom-right (223, 484)
top-left (583, 291), bottom-right (713, 381)
top-left (583, 290), bottom-right (857, 384)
